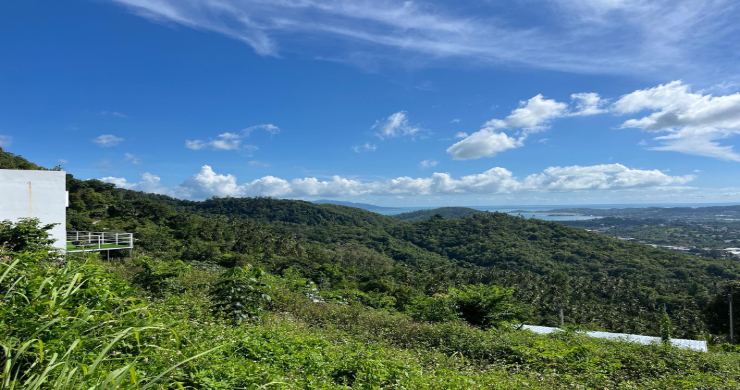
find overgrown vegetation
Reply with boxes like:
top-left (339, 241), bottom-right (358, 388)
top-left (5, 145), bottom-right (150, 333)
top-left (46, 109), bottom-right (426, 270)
top-left (4, 220), bottom-right (740, 388)
top-left (4, 150), bottom-right (739, 339)
top-left (393, 207), bottom-right (483, 222)
top-left (4, 150), bottom-right (740, 388)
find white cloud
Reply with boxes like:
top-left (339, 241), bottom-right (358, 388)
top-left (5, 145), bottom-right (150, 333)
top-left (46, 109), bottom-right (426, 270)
top-left (242, 124), bottom-right (281, 136)
top-left (248, 160), bottom-right (270, 167)
top-left (419, 159), bottom-right (438, 169)
top-left (101, 163), bottom-right (693, 200)
top-left (450, 118), bottom-right (461, 124)
top-left (454, 132), bottom-right (468, 139)
top-left (569, 93), bottom-right (608, 116)
top-left (615, 80), bottom-right (740, 161)
top-left (124, 153), bottom-right (143, 165)
top-left (485, 95), bottom-right (568, 134)
top-left (449, 92), bottom-right (607, 160)
top-left (521, 164), bottom-right (693, 191)
top-left (186, 133), bottom-right (243, 151)
top-left (57, 159), bottom-right (69, 164)
top-left (106, 0), bottom-right (740, 79)
top-left (0, 135), bottom-right (12, 148)
top-left (99, 110), bottom-right (128, 118)
top-left (447, 129), bottom-right (524, 160)
top-left (373, 111), bottom-right (421, 139)
top-left (447, 80), bottom-right (740, 162)
top-left (93, 134), bottom-right (124, 147)
top-left (101, 173), bottom-right (178, 196)
top-left (186, 124), bottom-right (279, 151)
top-left (351, 143), bottom-right (377, 153)
top-left (613, 81), bottom-right (696, 115)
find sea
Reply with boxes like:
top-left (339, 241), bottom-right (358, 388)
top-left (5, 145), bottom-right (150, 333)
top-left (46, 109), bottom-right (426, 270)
top-left (374, 202), bottom-right (740, 221)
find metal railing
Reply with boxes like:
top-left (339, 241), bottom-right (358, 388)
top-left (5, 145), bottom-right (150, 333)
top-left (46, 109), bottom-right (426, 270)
top-left (66, 231), bottom-right (133, 252)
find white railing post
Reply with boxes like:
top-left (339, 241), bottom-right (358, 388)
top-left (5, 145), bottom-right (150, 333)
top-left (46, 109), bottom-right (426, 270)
top-left (98, 235), bottom-right (101, 250)
top-left (115, 233), bottom-right (119, 246)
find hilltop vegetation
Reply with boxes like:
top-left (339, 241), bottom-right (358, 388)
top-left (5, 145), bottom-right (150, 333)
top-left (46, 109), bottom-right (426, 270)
top-left (5, 150), bottom-right (740, 387)
top-left (3, 151), bottom-right (739, 339)
top-left (393, 207), bottom-right (484, 222)
top-left (4, 220), bottom-right (740, 389)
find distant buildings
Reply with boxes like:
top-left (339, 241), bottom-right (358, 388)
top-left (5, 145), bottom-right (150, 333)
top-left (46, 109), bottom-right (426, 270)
top-left (724, 248), bottom-right (740, 258)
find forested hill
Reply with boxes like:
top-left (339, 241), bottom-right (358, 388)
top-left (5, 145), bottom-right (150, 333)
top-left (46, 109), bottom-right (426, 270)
top-left (2, 150), bottom-right (739, 338)
top-left (181, 197), bottom-right (401, 228)
top-left (393, 207), bottom-right (483, 222)
top-left (312, 199), bottom-right (399, 212)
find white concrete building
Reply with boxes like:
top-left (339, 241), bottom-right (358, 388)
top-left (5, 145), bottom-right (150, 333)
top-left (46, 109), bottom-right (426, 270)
top-left (0, 169), bottom-right (68, 250)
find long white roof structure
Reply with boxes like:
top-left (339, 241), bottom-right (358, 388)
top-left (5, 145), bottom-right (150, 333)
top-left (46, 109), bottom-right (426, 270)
top-left (520, 325), bottom-right (708, 352)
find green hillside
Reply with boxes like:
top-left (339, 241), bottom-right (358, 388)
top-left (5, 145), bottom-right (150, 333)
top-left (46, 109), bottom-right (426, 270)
top-left (183, 197), bottom-right (402, 228)
top-left (3, 151), bottom-right (739, 337)
top-left (5, 150), bottom-right (740, 388)
top-left (393, 207), bottom-right (484, 222)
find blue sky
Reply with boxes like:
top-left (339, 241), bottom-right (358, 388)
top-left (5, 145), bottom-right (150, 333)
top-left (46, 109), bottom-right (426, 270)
top-left (2, 0), bottom-right (740, 206)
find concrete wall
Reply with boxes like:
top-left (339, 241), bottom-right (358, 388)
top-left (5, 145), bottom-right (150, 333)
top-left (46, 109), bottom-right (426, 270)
top-left (0, 169), bottom-right (67, 250)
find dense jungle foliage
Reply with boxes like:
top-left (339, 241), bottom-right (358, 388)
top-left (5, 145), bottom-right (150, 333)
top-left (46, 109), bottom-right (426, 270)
top-left (393, 207), bottom-right (483, 222)
top-left (4, 220), bottom-right (740, 389)
top-left (2, 151), bottom-right (739, 340)
top-left (5, 151), bottom-right (740, 388)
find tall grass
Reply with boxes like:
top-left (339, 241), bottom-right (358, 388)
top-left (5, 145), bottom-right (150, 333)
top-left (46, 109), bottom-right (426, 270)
top-left (0, 252), bottom-right (217, 389)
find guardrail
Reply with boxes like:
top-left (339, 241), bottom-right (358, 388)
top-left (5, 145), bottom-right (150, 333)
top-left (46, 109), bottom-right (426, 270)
top-left (66, 231), bottom-right (133, 253)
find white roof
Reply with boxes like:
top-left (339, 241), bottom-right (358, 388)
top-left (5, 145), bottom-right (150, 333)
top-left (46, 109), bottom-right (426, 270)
top-left (519, 325), bottom-right (707, 352)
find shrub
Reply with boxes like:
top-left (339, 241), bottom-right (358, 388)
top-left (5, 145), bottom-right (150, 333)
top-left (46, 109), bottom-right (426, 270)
top-left (132, 257), bottom-right (190, 295)
top-left (448, 284), bottom-right (522, 328)
top-left (407, 294), bottom-right (459, 323)
top-left (0, 218), bottom-right (56, 253)
top-left (210, 265), bottom-right (272, 324)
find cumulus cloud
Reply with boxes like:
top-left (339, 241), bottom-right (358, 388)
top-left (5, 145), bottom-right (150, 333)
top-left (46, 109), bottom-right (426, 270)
top-left (373, 111), bottom-right (421, 139)
top-left (186, 124), bottom-right (279, 151)
top-left (93, 134), bottom-right (124, 147)
top-left (485, 95), bottom-right (568, 134)
top-left (100, 163), bottom-right (694, 200)
top-left (419, 159), bottom-right (438, 169)
top-left (521, 164), bottom-right (693, 191)
top-left (569, 93), bottom-right (608, 116)
top-left (449, 80), bottom-right (740, 161)
top-left (614, 81), bottom-right (740, 161)
top-left (101, 173), bottom-right (178, 196)
top-left (0, 135), bottom-right (12, 148)
top-left (448, 92), bottom-right (607, 160)
top-left (447, 129), bottom-right (524, 160)
top-left (351, 142), bottom-right (377, 153)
